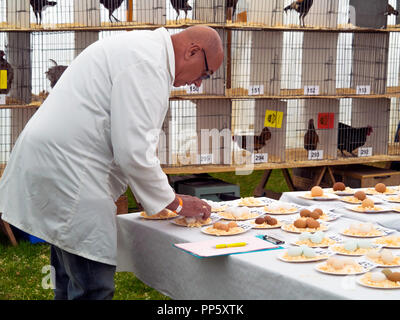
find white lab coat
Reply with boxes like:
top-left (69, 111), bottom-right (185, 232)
top-left (0, 28), bottom-right (176, 266)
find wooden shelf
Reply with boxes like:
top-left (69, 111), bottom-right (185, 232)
top-left (1, 22), bottom-right (399, 33)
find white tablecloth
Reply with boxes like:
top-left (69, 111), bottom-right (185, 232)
top-left (116, 199), bottom-right (400, 300)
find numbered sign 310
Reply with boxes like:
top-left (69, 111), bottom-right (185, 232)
top-left (358, 147), bottom-right (372, 157)
top-left (308, 150), bottom-right (323, 160)
top-left (252, 153), bottom-right (268, 164)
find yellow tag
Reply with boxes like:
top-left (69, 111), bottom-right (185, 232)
top-left (0, 70), bottom-right (7, 89)
top-left (264, 110), bottom-right (283, 128)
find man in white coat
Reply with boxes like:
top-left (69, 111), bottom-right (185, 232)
top-left (0, 25), bottom-right (224, 299)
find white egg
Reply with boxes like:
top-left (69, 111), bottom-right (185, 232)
top-left (185, 217), bottom-right (196, 224)
top-left (370, 272), bottom-right (387, 282)
top-left (357, 239), bottom-right (373, 249)
top-left (366, 251), bottom-right (380, 260)
top-left (299, 232), bottom-right (311, 241)
top-left (313, 231), bottom-right (325, 238)
top-left (381, 249), bottom-right (395, 264)
top-left (342, 257), bottom-right (357, 266)
top-left (332, 259), bottom-right (345, 270)
top-left (344, 240), bottom-right (358, 252)
top-left (303, 247), bottom-right (316, 258)
top-left (349, 223), bottom-right (360, 233)
top-left (327, 257), bottom-right (338, 266)
top-left (310, 233), bottom-right (323, 244)
top-left (359, 223), bottom-right (372, 234)
top-left (287, 247), bottom-right (303, 257)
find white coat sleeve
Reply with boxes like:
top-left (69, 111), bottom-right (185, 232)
top-left (110, 62), bottom-right (175, 215)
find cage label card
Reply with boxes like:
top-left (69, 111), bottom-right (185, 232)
top-left (308, 150), bottom-right (323, 160)
top-left (358, 147), bottom-right (372, 157)
top-left (198, 154), bottom-right (213, 165)
top-left (356, 85), bottom-right (371, 95)
top-left (248, 85), bottom-right (264, 96)
top-left (0, 70), bottom-right (7, 89)
top-left (0, 94), bottom-right (5, 105)
top-left (186, 84), bottom-right (203, 94)
top-left (304, 85), bottom-right (320, 95)
top-left (264, 110), bottom-right (283, 128)
top-left (318, 113), bottom-right (335, 129)
top-left (252, 153), bottom-right (268, 164)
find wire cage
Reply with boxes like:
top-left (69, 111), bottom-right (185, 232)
top-left (0, 0), bottom-right (398, 30)
top-left (1, 0), bottom-right (400, 175)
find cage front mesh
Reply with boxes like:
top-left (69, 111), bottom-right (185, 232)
top-left (1, 0), bottom-right (400, 173)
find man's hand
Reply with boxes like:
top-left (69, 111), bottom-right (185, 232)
top-left (166, 194), bottom-right (211, 220)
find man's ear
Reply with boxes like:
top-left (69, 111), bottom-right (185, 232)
top-left (185, 44), bottom-right (201, 59)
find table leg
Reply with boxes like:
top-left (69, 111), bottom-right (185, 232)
top-left (253, 169), bottom-right (272, 197)
top-left (0, 214), bottom-right (17, 246)
top-left (282, 168), bottom-right (296, 191)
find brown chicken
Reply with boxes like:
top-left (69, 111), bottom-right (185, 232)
top-left (45, 59), bottom-right (67, 88)
top-left (284, 0), bottom-right (314, 27)
top-left (232, 127), bottom-right (272, 152)
top-left (0, 50), bottom-right (14, 95)
top-left (226, 0), bottom-right (239, 21)
top-left (304, 118), bottom-right (319, 151)
top-left (170, 0), bottom-right (192, 22)
top-left (385, 4), bottom-right (399, 16)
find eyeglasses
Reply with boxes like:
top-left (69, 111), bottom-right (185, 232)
top-left (199, 49), bottom-right (213, 80)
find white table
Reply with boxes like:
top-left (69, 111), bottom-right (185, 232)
top-left (116, 198), bottom-right (400, 300)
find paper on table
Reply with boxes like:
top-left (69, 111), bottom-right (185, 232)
top-left (174, 235), bottom-right (281, 258)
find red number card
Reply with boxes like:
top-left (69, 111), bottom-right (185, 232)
top-left (318, 113), bottom-right (334, 129)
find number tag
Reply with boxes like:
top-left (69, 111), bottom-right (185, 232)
top-left (304, 85), bottom-right (319, 95)
top-left (248, 85), bottom-right (264, 96)
top-left (356, 85), bottom-right (370, 95)
top-left (198, 154), bottom-right (212, 164)
top-left (308, 150), bottom-right (323, 160)
top-left (357, 147), bottom-right (372, 157)
top-left (186, 84), bottom-right (203, 94)
top-left (252, 153), bottom-right (268, 164)
top-left (0, 94), bottom-right (5, 105)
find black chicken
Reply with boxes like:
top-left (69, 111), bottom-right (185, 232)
top-left (170, 0), bottom-right (192, 22)
top-left (226, 0), bottom-right (239, 21)
top-left (30, 0), bottom-right (57, 25)
top-left (304, 118), bottom-right (319, 151)
top-left (385, 4), bottom-right (399, 16)
top-left (100, 0), bottom-right (125, 22)
top-left (284, 0), bottom-right (314, 27)
top-left (337, 122), bottom-right (373, 157)
top-left (0, 50), bottom-right (14, 95)
top-left (45, 59), bottom-right (68, 89)
top-left (232, 127), bottom-right (272, 152)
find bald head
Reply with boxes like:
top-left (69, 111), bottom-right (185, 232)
top-left (171, 25), bottom-right (224, 87)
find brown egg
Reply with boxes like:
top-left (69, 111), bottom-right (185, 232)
top-left (300, 209), bottom-right (311, 217)
top-left (313, 208), bottom-right (323, 217)
top-left (266, 216), bottom-right (278, 225)
top-left (375, 183), bottom-right (386, 193)
top-left (361, 198), bottom-right (374, 208)
top-left (354, 191), bottom-right (366, 201)
top-left (227, 221), bottom-right (238, 229)
top-left (309, 210), bottom-right (321, 220)
top-left (333, 182), bottom-right (346, 191)
top-left (387, 272), bottom-right (400, 282)
top-left (311, 186), bottom-right (323, 197)
top-left (294, 219), bottom-right (307, 229)
top-left (255, 217), bottom-right (266, 225)
top-left (306, 218), bottom-right (320, 229)
top-left (213, 222), bottom-right (223, 229)
top-left (219, 223), bottom-right (230, 232)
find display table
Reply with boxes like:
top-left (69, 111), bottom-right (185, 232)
top-left (116, 197), bottom-right (400, 300)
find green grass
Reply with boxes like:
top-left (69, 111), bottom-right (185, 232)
top-left (0, 169), bottom-right (289, 300)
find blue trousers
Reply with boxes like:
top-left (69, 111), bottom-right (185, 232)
top-left (50, 245), bottom-right (116, 300)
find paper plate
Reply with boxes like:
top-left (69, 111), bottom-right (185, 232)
top-left (200, 222), bottom-right (252, 236)
top-left (315, 260), bottom-right (376, 276)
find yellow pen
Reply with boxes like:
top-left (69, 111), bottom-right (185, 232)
top-left (215, 242), bottom-right (247, 249)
